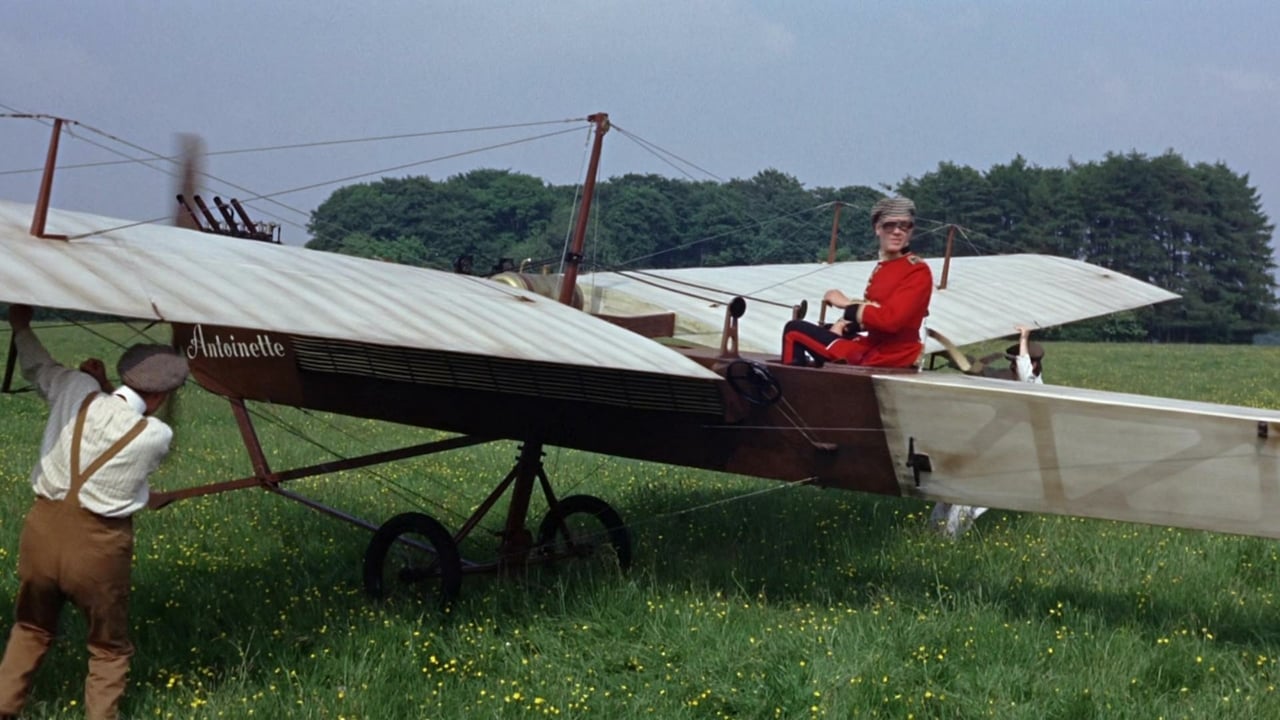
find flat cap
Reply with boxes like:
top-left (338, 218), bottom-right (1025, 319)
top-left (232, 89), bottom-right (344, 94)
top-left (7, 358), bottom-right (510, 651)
top-left (871, 196), bottom-right (916, 225)
top-left (117, 344), bottom-right (189, 393)
top-left (1005, 342), bottom-right (1045, 361)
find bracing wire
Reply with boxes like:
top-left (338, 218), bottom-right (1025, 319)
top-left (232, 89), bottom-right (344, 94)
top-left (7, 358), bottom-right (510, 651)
top-left (5, 312), bottom-right (480, 528)
top-left (0, 117), bottom-right (587, 176)
top-left (556, 123), bottom-right (596, 278)
top-left (64, 125), bottom-right (587, 241)
top-left (610, 124), bottom-right (725, 183)
top-left (0, 110), bottom-right (596, 252)
top-left (604, 201), bottom-right (841, 270)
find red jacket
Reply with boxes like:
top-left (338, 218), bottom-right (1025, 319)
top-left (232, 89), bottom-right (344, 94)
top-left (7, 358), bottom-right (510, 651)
top-left (843, 253), bottom-right (932, 367)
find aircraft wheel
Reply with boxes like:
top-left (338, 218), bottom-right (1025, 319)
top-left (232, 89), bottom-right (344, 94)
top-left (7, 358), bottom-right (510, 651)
top-left (537, 494), bottom-right (632, 571)
top-left (363, 512), bottom-right (462, 606)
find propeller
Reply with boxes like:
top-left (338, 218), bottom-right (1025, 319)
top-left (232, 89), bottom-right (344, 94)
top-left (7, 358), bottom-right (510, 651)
top-left (160, 134), bottom-right (206, 429)
top-left (174, 134), bottom-right (204, 230)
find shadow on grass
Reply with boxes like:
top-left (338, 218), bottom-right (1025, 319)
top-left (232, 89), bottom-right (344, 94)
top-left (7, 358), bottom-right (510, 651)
top-left (9, 477), bottom-right (1279, 708)
top-left (600, 481), bottom-right (1280, 650)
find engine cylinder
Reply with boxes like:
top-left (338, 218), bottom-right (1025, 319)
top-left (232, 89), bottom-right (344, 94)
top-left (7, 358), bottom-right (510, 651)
top-left (489, 272), bottom-right (584, 310)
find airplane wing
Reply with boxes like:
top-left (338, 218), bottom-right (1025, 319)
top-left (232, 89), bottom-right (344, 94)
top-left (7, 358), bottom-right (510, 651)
top-left (874, 372), bottom-right (1280, 539)
top-left (583, 256), bottom-right (1180, 353)
top-left (0, 199), bottom-right (719, 384)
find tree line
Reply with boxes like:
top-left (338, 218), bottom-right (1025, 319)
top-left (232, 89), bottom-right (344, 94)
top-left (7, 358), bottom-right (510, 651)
top-left (307, 151), bottom-right (1278, 343)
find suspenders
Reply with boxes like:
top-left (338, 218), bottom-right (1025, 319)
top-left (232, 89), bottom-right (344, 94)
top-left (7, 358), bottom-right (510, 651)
top-left (68, 393), bottom-right (148, 502)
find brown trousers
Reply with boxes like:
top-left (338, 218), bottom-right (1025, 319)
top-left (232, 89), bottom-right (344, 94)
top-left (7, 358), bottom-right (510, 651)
top-left (0, 497), bottom-right (135, 720)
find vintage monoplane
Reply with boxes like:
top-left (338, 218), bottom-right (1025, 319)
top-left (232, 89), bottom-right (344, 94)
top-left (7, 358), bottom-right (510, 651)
top-left (2, 114), bottom-right (1277, 603)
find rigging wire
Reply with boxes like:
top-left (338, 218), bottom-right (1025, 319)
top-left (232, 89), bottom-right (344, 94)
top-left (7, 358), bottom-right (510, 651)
top-left (3, 103), bottom-right (1005, 259)
top-left (562, 199), bottom-right (928, 311)
top-left (5, 320), bottom-right (842, 558)
top-left (240, 400), bottom-right (476, 527)
top-left (0, 117), bottom-right (588, 176)
top-left (573, 200), bottom-right (852, 306)
top-left (610, 124), bottom-right (725, 183)
top-left (64, 125), bottom-right (587, 241)
top-left (605, 201), bottom-right (841, 270)
top-left (590, 474), bottom-right (819, 546)
top-left (608, 268), bottom-right (794, 309)
top-left (8, 312), bottom-right (479, 527)
top-left (3, 313), bottom-right (853, 548)
top-left (0, 113), bottom-right (189, 188)
top-left (0, 110), bottom-right (313, 237)
top-left (5, 320), bottom-right (1270, 485)
top-left (7, 318), bottom-right (1277, 566)
top-left (246, 127), bottom-right (586, 205)
top-left (0, 109), bottom-right (595, 253)
top-left (10, 105), bottom-right (1215, 557)
top-left (2, 323), bottom-right (853, 558)
top-left (4, 108), bottom-right (993, 280)
top-left (556, 123), bottom-right (596, 279)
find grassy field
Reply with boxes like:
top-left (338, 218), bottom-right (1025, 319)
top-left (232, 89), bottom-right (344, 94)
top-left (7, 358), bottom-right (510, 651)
top-left (1, 322), bottom-right (1279, 719)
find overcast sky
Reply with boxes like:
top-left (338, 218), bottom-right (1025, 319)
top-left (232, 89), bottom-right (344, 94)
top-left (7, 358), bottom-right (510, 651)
top-left (2, 1), bottom-right (1276, 273)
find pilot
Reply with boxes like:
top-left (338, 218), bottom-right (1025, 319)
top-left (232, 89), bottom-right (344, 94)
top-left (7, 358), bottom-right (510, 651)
top-left (0, 304), bottom-right (188, 720)
top-left (781, 196), bottom-right (933, 368)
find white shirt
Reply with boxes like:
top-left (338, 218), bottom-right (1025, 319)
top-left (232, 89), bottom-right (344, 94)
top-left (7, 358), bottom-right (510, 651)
top-left (15, 329), bottom-right (174, 517)
top-left (1015, 354), bottom-right (1043, 385)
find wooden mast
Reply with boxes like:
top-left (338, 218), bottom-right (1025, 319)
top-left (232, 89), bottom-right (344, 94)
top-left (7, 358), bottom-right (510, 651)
top-left (938, 224), bottom-right (957, 290)
top-left (826, 201), bottom-right (843, 264)
top-left (30, 117), bottom-right (66, 240)
top-left (557, 113), bottom-right (610, 306)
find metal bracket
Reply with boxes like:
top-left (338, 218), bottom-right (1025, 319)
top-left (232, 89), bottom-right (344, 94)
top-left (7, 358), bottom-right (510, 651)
top-left (906, 437), bottom-right (932, 487)
top-left (718, 296), bottom-right (746, 359)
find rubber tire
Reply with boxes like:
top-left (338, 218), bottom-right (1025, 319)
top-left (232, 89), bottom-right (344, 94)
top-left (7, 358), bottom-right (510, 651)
top-left (363, 512), bottom-right (463, 605)
top-left (536, 494), bottom-right (632, 571)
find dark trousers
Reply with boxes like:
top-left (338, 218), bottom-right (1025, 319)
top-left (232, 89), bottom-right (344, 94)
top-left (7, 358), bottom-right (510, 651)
top-left (0, 497), bottom-right (135, 720)
top-left (781, 320), bottom-right (841, 366)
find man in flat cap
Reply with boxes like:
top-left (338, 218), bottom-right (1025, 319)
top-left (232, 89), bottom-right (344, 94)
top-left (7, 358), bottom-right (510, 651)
top-left (782, 196), bottom-right (933, 367)
top-left (0, 304), bottom-right (187, 720)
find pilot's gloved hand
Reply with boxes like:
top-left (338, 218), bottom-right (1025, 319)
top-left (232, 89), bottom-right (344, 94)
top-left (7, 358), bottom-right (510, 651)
top-left (841, 305), bottom-right (862, 336)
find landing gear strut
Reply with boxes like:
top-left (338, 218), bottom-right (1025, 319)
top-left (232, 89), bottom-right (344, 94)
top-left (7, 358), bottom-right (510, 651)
top-left (361, 440), bottom-right (632, 605)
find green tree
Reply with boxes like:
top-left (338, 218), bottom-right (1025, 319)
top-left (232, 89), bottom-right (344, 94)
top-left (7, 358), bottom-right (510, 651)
top-left (304, 151), bottom-right (1276, 342)
top-left (898, 162), bottom-right (1004, 257)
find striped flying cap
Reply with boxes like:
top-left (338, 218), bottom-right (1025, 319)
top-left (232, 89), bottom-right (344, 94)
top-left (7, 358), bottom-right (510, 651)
top-left (871, 196), bottom-right (916, 226)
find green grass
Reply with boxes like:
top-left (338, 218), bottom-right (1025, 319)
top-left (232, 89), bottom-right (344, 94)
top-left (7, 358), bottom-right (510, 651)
top-left (1, 323), bottom-right (1279, 718)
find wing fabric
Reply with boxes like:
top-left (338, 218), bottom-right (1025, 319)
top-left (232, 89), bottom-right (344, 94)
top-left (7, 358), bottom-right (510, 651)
top-left (584, 256), bottom-right (1179, 354)
top-left (0, 199), bottom-right (718, 382)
